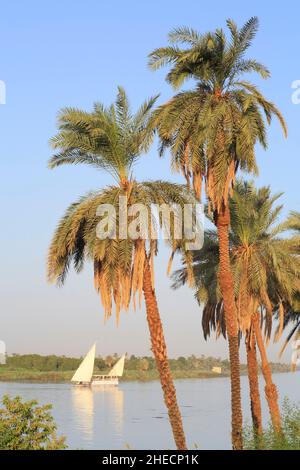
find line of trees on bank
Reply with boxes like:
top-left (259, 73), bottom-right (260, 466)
top-left (3, 353), bottom-right (289, 374)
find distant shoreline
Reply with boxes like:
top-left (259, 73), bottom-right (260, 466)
top-left (0, 367), bottom-right (291, 384)
top-left (0, 353), bottom-right (290, 384)
top-left (0, 369), bottom-right (228, 384)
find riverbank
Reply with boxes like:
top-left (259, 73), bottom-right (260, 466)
top-left (0, 367), bottom-right (230, 383)
top-left (1, 353), bottom-right (290, 383)
top-left (0, 366), bottom-right (291, 383)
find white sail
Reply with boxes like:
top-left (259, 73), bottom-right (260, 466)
top-left (108, 354), bottom-right (126, 377)
top-left (71, 343), bottom-right (96, 383)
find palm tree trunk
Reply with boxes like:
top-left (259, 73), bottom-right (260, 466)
top-left (252, 312), bottom-right (282, 434)
top-left (246, 330), bottom-right (263, 442)
top-left (143, 255), bottom-right (187, 450)
top-left (215, 205), bottom-right (243, 450)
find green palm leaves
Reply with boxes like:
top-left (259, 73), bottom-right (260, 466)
top-left (48, 181), bottom-right (194, 321)
top-left (173, 181), bottom-right (300, 339)
top-left (48, 89), bottom-right (195, 323)
top-left (149, 19), bottom-right (270, 88)
top-left (49, 86), bottom-right (158, 184)
top-left (148, 18), bottom-right (287, 212)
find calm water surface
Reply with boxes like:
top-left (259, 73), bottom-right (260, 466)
top-left (0, 373), bottom-right (299, 449)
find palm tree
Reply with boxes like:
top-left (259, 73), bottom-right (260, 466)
top-left (47, 87), bottom-right (195, 449)
top-left (148, 17), bottom-right (287, 449)
top-left (278, 212), bottom-right (300, 364)
top-left (172, 181), bottom-right (300, 437)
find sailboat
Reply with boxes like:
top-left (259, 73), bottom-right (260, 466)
top-left (71, 344), bottom-right (126, 387)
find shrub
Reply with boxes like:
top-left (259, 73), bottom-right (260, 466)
top-left (0, 395), bottom-right (67, 450)
top-left (244, 399), bottom-right (300, 450)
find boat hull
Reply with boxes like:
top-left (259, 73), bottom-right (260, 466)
top-left (72, 382), bottom-right (91, 387)
top-left (72, 376), bottom-right (120, 387)
top-left (91, 375), bottom-right (119, 386)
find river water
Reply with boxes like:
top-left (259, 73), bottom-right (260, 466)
top-left (0, 372), bottom-right (299, 449)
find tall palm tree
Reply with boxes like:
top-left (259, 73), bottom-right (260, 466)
top-left (47, 87), bottom-right (195, 449)
top-left (245, 324), bottom-right (262, 441)
top-left (172, 181), bottom-right (300, 437)
top-left (278, 212), bottom-right (300, 364)
top-left (148, 17), bottom-right (287, 449)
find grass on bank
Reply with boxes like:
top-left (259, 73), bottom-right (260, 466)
top-left (0, 367), bottom-right (229, 383)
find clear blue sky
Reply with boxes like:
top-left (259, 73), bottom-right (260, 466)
top-left (0, 0), bottom-right (299, 361)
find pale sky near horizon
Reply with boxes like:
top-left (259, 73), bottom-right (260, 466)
top-left (0, 1), bottom-right (299, 362)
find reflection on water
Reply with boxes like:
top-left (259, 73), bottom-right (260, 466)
top-left (0, 373), bottom-right (299, 449)
top-left (72, 387), bottom-right (94, 437)
top-left (105, 387), bottom-right (124, 436)
top-left (71, 386), bottom-right (124, 447)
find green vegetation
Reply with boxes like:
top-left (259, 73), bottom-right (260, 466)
top-left (0, 354), bottom-right (289, 383)
top-left (0, 395), bottom-right (66, 450)
top-left (244, 400), bottom-right (300, 450)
